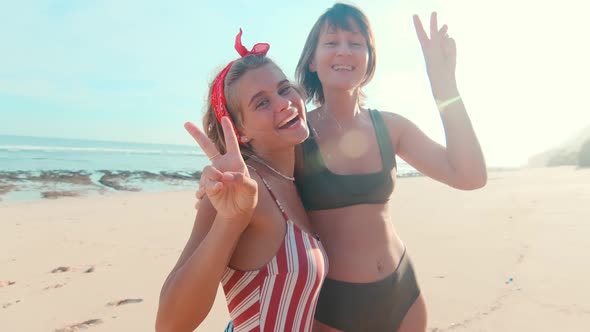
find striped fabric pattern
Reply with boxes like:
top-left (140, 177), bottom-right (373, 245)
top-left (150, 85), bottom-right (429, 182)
top-left (221, 219), bottom-right (327, 332)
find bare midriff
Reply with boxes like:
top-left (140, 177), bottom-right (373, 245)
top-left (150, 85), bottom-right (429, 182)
top-left (308, 202), bottom-right (405, 283)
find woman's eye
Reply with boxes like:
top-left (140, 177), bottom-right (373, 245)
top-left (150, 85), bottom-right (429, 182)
top-left (256, 99), bottom-right (269, 109)
top-left (279, 86), bottom-right (292, 95)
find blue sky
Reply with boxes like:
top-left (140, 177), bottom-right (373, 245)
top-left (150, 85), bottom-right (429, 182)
top-left (1, 0), bottom-right (588, 166)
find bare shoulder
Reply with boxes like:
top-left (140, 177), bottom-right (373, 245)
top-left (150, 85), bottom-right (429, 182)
top-left (371, 110), bottom-right (414, 150)
top-left (374, 109), bottom-right (410, 128)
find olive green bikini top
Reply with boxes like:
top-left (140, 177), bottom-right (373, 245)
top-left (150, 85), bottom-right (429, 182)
top-left (296, 109), bottom-right (397, 211)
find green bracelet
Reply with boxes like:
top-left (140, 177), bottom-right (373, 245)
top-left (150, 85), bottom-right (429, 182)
top-left (436, 96), bottom-right (462, 111)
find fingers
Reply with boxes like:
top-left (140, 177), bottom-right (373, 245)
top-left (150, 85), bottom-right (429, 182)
top-left (445, 37), bottom-right (457, 64)
top-left (201, 165), bottom-right (224, 196)
top-left (198, 167), bottom-right (243, 200)
top-left (196, 166), bottom-right (214, 201)
top-left (413, 14), bottom-right (428, 47)
top-left (415, 12), bottom-right (452, 51)
top-left (222, 172), bottom-right (258, 196)
top-left (196, 186), bottom-right (206, 200)
top-left (220, 172), bottom-right (245, 185)
top-left (199, 171), bottom-right (256, 195)
top-left (201, 165), bottom-right (223, 181)
top-left (220, 117), bottom-right (241, 155)
top-left (430, 12), bottom-right (438, 39)
top-left (184, 121), bottom-right (220, 160)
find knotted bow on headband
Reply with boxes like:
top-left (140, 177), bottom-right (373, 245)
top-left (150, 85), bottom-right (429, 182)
top-left (211, 29), bottom-right (270, 145)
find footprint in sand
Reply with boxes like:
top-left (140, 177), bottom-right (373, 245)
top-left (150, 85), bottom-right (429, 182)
top-left (51, 266), bottom-right (71, 273)
top-left (106, 298), bottom-right (143, 306)
top-left (54, 319), bottom-right (103, 332)
top-left (43, 283), bottom-right (65, 291)
top-left (2, 300), bottom-right (21, 309)
top-left (50, 265), bottom-right (95, 274)
top-left (0, 280), bottom-right (16, 287)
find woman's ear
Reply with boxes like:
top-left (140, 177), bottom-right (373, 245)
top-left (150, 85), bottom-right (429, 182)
top-left (309, 60), bottom-right (317, 73)
top-left (236, 116), bottom-right (251, 144)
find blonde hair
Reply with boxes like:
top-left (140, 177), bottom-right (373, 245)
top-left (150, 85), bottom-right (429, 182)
top-left (203, 55), bottom-right (276, 154)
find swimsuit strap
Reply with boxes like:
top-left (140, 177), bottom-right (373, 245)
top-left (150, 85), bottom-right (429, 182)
top-left (247, 165), bottom-right (289, 222)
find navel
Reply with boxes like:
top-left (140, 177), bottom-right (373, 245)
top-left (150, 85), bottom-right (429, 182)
top-left (377, 260), bottom-right (385, 273)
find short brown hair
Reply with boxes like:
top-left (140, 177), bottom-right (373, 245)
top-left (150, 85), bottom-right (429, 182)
top-left (295, 3), bottom-right (377, 106)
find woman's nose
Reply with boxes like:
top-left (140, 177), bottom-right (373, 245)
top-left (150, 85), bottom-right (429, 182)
top-left (336, 43), bottom-right (352, 56)
top-left (275, 96), bottom-right (292, 113)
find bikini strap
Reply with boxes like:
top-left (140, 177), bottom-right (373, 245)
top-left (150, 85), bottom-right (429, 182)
top-left (247, 165), bottom-right (289, 222)
top-left (369, 109), bottom-right (397, 169)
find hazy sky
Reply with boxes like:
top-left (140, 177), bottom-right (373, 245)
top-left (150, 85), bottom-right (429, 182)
top-left (1, 0), bottom-right (588, 167)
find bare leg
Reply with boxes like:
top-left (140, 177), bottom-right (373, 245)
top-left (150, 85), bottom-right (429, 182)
top-left (398, 293), bottom-right (428, 332)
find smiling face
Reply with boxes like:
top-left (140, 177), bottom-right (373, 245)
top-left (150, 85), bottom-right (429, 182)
top-left (310, 20), bottom-right (369, 92)
top-left (232, 63), bottom-right (308, 153)
top-left (295, 3), bottom-right (376, 105)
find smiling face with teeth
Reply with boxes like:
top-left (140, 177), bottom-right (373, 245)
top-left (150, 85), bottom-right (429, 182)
top-left (296, 5), bottom-right (376, 105)
top-left (310, 20), bottom-right (369, 92)
top-left (231, 63), bottom-right (309, 153)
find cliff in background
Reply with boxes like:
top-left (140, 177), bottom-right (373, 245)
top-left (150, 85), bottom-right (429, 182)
top-left (528, 125), bottom-right (590, 167)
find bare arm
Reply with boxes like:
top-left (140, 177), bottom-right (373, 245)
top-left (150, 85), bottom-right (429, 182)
top-left (155, 197), bottom-right (248, 332)
top-left (384, 12), bottom-right (486, 190)
top-left (384, 105), bottom-right (486, 190)
top-left (436, 97), bottom-right (486, 187)
top-left (156, 118), bottom-right (257, 331)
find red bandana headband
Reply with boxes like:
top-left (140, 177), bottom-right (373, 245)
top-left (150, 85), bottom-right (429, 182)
top-left (211, 29), bottom-right (270, 145)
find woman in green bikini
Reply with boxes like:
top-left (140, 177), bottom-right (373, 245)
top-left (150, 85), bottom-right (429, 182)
top-left (293, 3), bottom-right (486, 331)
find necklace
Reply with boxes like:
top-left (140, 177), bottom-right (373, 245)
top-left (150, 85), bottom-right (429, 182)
top-left (322, 109), bottom-right (343, 132)
top-left (245, 153), bottom-right (295, 181)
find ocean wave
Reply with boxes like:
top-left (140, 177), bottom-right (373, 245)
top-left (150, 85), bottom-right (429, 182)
top-left (1, 169), bottom-right (200, 182)
top-left (0, 145), bottom-right (205, 157)
top-left (0, 166), bottom-right (421, 202)
top-left (96, 170), bottom-right (201, 191)
top-left (0, 169), bottom-right (203, 202)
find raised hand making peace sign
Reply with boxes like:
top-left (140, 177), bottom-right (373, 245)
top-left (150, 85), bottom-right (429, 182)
top-left (184, 116), bottom-right (258, 224)
top-left (413, 12), bottom-right (459, 100)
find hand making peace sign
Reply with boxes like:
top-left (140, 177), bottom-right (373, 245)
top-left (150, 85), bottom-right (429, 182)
top-left (413, 12), bottom-right (459, 100)
top-left (184, 117), bottom-right (258, 223)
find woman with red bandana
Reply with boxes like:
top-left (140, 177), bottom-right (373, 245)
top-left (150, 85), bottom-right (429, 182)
top-left (155, 31), bottom-right (327, 332)
top-left (294, 3), bottom-right (487, 331)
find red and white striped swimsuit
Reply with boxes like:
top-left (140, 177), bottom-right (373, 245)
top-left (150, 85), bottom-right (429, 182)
top-left (221, 175), bottom-right (328, 332)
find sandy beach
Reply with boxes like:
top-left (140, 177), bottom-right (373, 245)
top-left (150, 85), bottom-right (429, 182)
top-left (1, 167), bottom-right (589, 332)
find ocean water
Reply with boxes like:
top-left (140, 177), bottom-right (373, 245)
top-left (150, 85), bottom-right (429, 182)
top-left (0, 135), bottom-right (206, 202)
top-left (0, 135), bottom-right (418, 202)
top-left (0, 135), bottom-right (204, 172)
